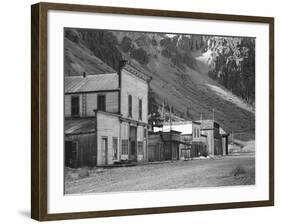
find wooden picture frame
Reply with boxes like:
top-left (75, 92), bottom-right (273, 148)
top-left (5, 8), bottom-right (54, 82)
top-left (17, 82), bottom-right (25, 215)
top-left (31, 2), bottom-right (274, 221)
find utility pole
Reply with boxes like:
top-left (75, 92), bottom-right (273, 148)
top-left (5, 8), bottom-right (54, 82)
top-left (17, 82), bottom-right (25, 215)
top-left (162, 100), bottom-right (165, 132)
top-left (169, 105), bottom-right (172, 158)
top-left (162, 100), bottom-right (165, 119)
top-left (249, 76), bottom-right (252, 103)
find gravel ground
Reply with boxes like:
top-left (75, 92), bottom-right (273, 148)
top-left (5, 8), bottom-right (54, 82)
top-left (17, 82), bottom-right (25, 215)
top-left (65, 154), bottom-right (255, 194)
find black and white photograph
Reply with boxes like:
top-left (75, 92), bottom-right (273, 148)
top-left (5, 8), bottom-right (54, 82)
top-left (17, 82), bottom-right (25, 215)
top-left (64, 28), bottom-right (255, 194)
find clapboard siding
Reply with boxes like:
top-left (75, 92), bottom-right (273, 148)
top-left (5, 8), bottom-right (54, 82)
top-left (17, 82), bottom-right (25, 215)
top-left (65, 91), bottom-right (119, 117)
top-left (66, 133), bottom-right (97, 167)
top-left (96, 112), bottom-right (120, 166)
top-left (121, 70), bottom-right (148, 123)
top-left (85, 92), bottom-right (119, 115)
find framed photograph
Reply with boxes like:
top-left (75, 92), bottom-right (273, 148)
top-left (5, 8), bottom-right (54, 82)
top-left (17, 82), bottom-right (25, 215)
top-left (31, 2), bottom-right (274, 221)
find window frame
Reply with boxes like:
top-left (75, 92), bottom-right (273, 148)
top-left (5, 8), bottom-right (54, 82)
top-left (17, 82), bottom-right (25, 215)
top-left (71, 95), bottom-right (80, 117)
top-left (97, 94), bottom-right (106, 111)
top-left (121, 139), bottom-right (129, 155)
top-left (128, 94), bottom-right (132, 117)
top-left (138, 98), bottom-right (142, 120)
top-left (137, 141), bottom-right (144, 155)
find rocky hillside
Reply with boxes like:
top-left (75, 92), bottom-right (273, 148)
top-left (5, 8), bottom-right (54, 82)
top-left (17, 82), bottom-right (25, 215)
top-left (205, 36), bottom-right (255, 105)
top-left (64, 28), bottom-right (255, 139)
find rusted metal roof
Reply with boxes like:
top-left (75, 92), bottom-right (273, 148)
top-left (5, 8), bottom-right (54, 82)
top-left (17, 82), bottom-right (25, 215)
top-left (65, 118), bottom-right (96, 135)
top-left (65, 73), bottom-right (119, 93)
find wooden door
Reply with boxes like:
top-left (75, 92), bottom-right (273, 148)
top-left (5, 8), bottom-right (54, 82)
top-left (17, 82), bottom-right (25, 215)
top-left (129, 126), bottom-right (137, 161)
top-left (101, 137), bottom-right (108, 165)
top-left (65, 140), bottom-right (78, 168)
top-left (130, 141), bottom-right (136, 161)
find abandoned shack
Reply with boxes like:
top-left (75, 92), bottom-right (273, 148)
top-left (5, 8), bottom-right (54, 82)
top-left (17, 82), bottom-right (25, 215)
top-left (64, 118), bottom-right (97, 167)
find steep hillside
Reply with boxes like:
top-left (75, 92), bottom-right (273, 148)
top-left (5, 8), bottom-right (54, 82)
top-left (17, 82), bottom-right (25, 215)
top-left (64, 28), bottom-right (255, 139)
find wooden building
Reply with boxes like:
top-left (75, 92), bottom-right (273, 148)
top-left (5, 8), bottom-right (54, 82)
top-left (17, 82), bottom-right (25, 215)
top-left (153, 120), bottom-right (228, 158)
top-left (64, 59), bottom-right (151, 167)
top-left (65, 118), bottom-right (96, 167)
top-left (147, 131), bottom-right (182, 161)
top-left (153, 121), bottom-right (207, 159)
top-left (199, 120), bottom-right (227, 156)
top-left (147, 133), bottom-right (164, 161)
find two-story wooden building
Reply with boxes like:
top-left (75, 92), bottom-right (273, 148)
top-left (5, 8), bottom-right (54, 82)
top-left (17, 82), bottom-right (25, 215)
top-left (199, 120), bottom-right (227, 156)
top-left (64, 60), bottom-right (151, 167)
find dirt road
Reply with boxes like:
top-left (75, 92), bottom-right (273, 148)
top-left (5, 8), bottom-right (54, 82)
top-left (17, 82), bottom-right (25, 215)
top-left (65, 154), bottom-right (255, 194)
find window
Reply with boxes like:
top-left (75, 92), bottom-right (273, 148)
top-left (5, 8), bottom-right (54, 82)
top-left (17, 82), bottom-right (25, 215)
top-left (143, 128), bottom-right (147, 139)
top-left (139, 99), bottom-right (142, 120)
top-left (97, 94), bottom-right (106, 111)
top-left (121, 140), bottom-right (129, 154)
top-left (128, 94), bottom-right (132, 117)
top-left (193, 128), bottom-right (196, 139)
top-left (113, 137), bottom-right (118, 160)
top-left (71, 95), bottom-right (80, 117)
top-left (137, 141), bottom-right (143, 154)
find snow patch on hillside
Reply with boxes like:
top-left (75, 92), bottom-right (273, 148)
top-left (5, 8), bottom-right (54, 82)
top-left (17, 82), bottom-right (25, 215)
top-left (206, 84), bottom-right (254, 114)
top-left (191, 50), bottom-right (255, 114)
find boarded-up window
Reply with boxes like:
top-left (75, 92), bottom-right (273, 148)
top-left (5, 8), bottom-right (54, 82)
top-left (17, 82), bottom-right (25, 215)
top-left (113, 137), bottom-right (118, 160)
top-left (97, 94), bottom-right (106, 111)
top-left (137, 141), bottom-right (143, 154)
top-left (139, 99), bottom-right (142, 120)
top-left (128, 95), bottom-right (132, 117)
top-left (121, 140), bottom-right (129, 154)
top-left (71, 95), bottom-right (80, 117)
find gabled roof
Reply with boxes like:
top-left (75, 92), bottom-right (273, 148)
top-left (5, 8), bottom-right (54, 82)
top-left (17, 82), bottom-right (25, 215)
top-left (123, 63), bottom-right (152, 82)
top-left (65, 73), bottom-right (119, 93)
top-left (65, 118), bottom-right (96, 135)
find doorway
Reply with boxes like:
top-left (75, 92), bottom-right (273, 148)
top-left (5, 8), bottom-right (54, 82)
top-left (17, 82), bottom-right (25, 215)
top-left (101, 137), bottom-right (108, 165)
top-left (129, 126), bottom-right (137, 161)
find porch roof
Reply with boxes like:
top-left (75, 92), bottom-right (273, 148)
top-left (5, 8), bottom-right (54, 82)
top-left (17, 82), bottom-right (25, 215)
top-left (65, 118), bottom-right (96, 135)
